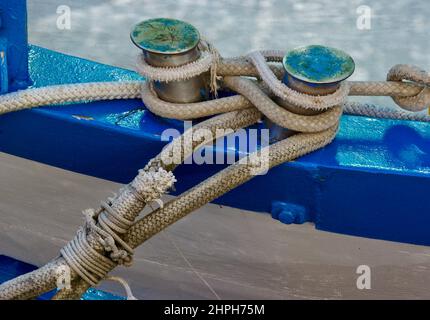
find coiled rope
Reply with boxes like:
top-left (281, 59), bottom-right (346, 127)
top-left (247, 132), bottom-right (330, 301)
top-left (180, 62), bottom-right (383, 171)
top-left (0, 40), bottom-right (429, 300)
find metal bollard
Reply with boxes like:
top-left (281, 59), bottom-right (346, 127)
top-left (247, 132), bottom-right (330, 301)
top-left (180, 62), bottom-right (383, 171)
top-left (131, 18), bottom-right (207, 103)
top-left (267, 45), bottom-right (355, 142)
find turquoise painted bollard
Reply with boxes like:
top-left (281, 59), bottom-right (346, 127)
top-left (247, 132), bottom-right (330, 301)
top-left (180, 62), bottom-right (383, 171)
top-left (268, 45), bottom-right (355, 142)
top-left (131, 18), bottom-right (206, 103)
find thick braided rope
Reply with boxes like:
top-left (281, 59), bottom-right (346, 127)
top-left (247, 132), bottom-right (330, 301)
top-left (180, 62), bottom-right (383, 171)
top-left (12, 167), bottom-right (174, 301)
top-left (348, 81), bottom-right (423, 97)
top-left (344, 101), bottom-right (430, 122)
top-left (0, 75), bottom-right (426, 297)
top-left (59, 168), bottom-right (175, 287)
top-left (110, 49), bottom-right (346, 299)
top-left (137, 47), bottom-right (346, 138)
top-left (218, 57), bottom-right (428, 99)
top-left (218, 56), bottom-right (430, 115)
top-left (141, 81), bottom-right (253, 119)
top-left (0, 109), bottom-right (261, 300)
top-left (127, 46), bottom-right (344, 249)
top-left (137, 50), bottom-right (429, 122)
top-left (137, 50), bottom-right (349, 115)
top-left (60, 203), bottom-right (135, 288)
top-left (218, 57), bottom-right (285, 78)
top-left (136, 50), bottom-right (213, 82)
top-left (57, 121), bottom-right (338, 300)
top-left (0, 82), bottom-right (142, 115)
top-left (54, 116), bottom-right (336, 300)
top-left (125, 126), bottom-right (338, 248)
top-left (386, 64), bottom-right (430, 111)
top-left (0, 64), bottom-right (426, 122)
top-left (147, 108), bottom-right (263, 172)
top-left (51, 107), bottom-right (263, 300)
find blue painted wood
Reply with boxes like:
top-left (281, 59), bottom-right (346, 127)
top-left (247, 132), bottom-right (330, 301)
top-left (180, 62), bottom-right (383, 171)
top-left (0, 45), bottom-right (429, 246)
top-left (0, 0), bottom-right (31, 92)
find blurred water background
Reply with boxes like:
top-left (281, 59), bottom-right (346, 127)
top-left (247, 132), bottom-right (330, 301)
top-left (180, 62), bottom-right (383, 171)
top-left (28, 0), bottom-right (430, 108)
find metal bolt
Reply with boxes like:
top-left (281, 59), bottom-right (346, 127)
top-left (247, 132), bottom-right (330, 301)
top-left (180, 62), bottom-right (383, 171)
top-left (267, 45), bottom-right (355, 142)
top-left (271, 201), bottom-right (308, 225)
top-left (131, 18), bottom-right (206, 103)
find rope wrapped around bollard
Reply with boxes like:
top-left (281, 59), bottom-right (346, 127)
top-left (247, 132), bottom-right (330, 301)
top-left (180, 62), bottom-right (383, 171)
top-left (0, 28), bottom-right (429, 300)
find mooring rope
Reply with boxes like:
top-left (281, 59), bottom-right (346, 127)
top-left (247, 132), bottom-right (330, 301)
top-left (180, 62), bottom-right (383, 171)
top-left (0, 40), bottom-right (429, 300)
top-left (136, 50), bottom-right (213, 82)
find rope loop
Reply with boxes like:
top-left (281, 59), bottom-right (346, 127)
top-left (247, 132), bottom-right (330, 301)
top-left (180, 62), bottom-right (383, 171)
top-left (138, 43), bottom-right (349, 133)
top-left (387, 64), bottom-right (430, 112)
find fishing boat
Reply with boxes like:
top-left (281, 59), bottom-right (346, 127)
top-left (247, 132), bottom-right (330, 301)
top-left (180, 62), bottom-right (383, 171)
top-left (0, 1), bottom-right (429, 300)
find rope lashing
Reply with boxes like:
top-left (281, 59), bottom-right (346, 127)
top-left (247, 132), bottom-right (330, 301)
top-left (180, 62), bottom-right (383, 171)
top-left (0, 67), bottom-right (428, 121)
top-left (0, 82), bottom-right (142, 115)
top-left (0, 109), bottom-right (261, 301)
top-left (343, 102), bottom-right (430, 122)
top-left (60, 210), bottom-right (118, 287)
top-left (61, 167), bottom-right (175, 289)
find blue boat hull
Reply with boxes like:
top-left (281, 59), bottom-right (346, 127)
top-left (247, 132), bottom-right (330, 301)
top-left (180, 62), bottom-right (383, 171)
top-left (0, 45), bottom-right (429, 246)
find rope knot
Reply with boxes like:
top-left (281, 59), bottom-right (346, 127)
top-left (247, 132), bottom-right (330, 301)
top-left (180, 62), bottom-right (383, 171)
top-left (60, 206), bottom-right (135, 287)
top-left (110, 249), bottom-right (132, 266)
top-left (59, 167), bottom-right (175, 290)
